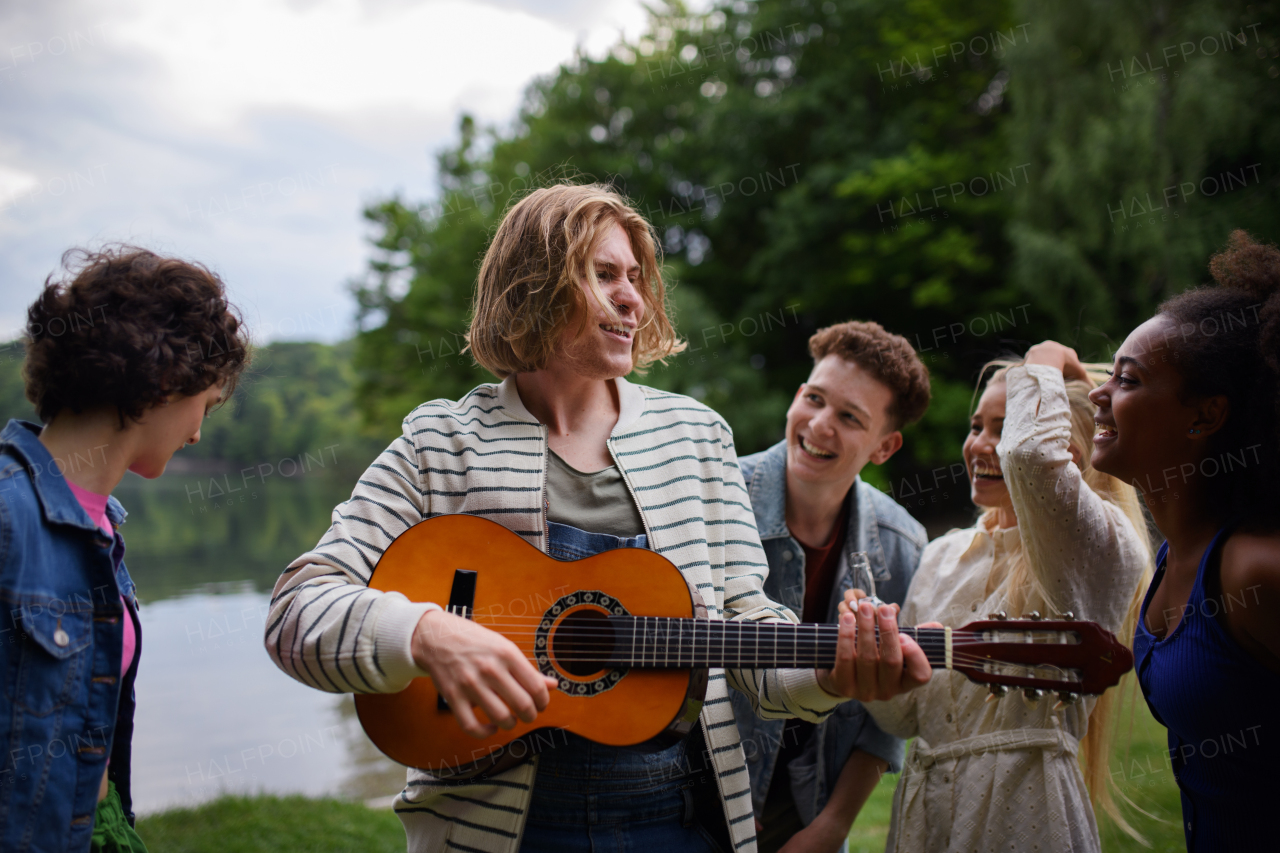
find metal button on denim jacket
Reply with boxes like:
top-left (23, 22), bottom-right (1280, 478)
top-left (1, 419), bottom-right (140, 853)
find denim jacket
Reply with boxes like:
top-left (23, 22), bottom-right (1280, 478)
top-left (1, 420), bottom-right (140, 852)
top-left (730, 440), bottom-right (926, 825)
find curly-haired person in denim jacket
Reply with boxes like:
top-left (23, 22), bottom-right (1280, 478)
top-left (0, 247), bottom-right (247, 853)
top-left (732, 321), bottom-right (931, 853)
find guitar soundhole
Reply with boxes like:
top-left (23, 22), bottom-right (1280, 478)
top-left (536, 591), bottom-right (630, 696)
top-left (554, 609), bottom-right (613, 676)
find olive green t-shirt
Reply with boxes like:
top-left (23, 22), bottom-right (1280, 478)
top-left (545, 450), bottom-right (645, 538)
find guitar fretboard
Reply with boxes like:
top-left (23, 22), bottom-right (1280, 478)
top-left (600, 617), bottom-right (950, 670)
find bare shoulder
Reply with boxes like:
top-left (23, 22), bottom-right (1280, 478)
top-left (1219, 531), bottom-right (1280, 671)
top-left (1221, 531), bottom-right (1280, 592)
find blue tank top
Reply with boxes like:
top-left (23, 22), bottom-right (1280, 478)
top-left (1134, 528), bottom-right (1280, 851)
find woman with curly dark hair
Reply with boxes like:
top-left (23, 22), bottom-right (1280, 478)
top-left (0, 247), bottom-right (248, 852)
top-left (1088, 230), bottom-right (1280, 852)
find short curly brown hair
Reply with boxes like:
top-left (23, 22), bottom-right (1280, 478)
top-left (808, 320), bottom-right (931, 430)
top-left (24, 246), bottom-right (250, 423)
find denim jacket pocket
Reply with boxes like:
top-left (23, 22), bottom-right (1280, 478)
top-left (7, 596), bottom-right (94, 716)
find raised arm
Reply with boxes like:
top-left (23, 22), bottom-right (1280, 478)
top-left (998, 357), bottom-right (1148, 630)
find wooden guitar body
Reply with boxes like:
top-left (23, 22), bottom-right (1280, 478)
top-left (354, 514), bottom-right (707, 779)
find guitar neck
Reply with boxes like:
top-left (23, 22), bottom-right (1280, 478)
top-left (605, 617), bottom-right (950, 670)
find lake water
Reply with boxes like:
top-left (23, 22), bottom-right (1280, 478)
top-left (114, 468), bottom-right (408, 815)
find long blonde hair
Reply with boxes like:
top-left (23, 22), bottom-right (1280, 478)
top-left (975, 359), bottom-right (1153, 840)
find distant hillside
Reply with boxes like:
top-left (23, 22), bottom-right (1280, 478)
top-left (0, 342), bottom-right (38, 425)
top-left (0, 339), bottom-right (391, 471)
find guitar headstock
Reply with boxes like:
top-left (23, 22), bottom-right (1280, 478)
top-left (949, 613), bottom-right (1133, 701)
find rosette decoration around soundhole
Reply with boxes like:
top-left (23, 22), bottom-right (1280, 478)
top-left (536, 590), bottom-right (630, 697)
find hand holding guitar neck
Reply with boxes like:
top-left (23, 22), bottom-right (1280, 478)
top-left (412, 608), bottom-right (559, 738)
top-left (816, 598), bottom-right (933, 702)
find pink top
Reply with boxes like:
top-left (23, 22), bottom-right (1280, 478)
top-left (67, 481), bottom-right (137, 678)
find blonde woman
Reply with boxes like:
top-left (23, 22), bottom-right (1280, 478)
top-left (862, 341), bottom-right (1152, 853)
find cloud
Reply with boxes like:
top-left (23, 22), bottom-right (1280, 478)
top-left (107, 0), bottom-right (579, 127)
top-left (0, 0), bottom-right (653, 343)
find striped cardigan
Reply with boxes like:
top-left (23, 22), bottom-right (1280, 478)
top-left (265, 376), bottom-right (845, 852)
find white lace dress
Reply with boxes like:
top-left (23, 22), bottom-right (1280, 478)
top-left (866, 365), bottom-right (1149, 853)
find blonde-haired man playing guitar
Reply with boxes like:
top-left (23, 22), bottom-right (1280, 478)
top-left (266, 183), bottom-right (931, 852)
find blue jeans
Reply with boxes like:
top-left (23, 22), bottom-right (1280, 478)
top-left (522, 523), bottom-right (727, 853)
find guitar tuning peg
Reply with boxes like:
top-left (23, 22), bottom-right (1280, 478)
top-left (1022, 688), bottom-right (1045, 707)
top-left (1052, 691), bottom-right (1081, 711)
top-left (987, 683), bottom-right (1009, 698)
top-left (1057, 611), bottom-right (1074, 621)
top-left (988, 611), bottom-right (1007, 620)
top-left (1023, 611), bottom-right (1042, 621)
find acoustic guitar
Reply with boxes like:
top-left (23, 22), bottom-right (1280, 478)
top-left (354, 514), bottom-right (1133, 780)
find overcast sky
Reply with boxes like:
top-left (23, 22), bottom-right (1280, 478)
top-left (0, 0), bottom-right (657, 343)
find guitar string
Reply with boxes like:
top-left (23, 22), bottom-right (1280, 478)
top-left (437, 616), bottom-right (1058, 637)
top-left (506, 644), bottom-right (1077, 665)
top-left (435, 612), bottom-right (1072, 630)
top-left (505, 651), bottom-right (1082, 682)
top-left (437, 630), bottom-right (1080, 655)
top-left (423, 614), bottom-right (1088, 677)
top-left (457, 629), bottom-right (1067, 646)
top-left (492, 626), bottom-right (1082, 665)
top-left (432, 612), bottom-right (1080, 625)
top-left (448, 631), bottom-right (1082, 652)
top-left (442, 622), bottom-right (1073, 646)
top-left (510, 650), bottom-right (1078, 672)
top-left (433, 614), bottom-right (1080, 639)
top-left (470, 636), bottom-right (1076, 654)
top-left (514, 634), bottom-right (1081, 671)
top-left (483, 623), bottom-right (1086, 678)
top-left (469, 643), bottom-right (1085, 671)
top-left (499, 640), bottom-right (1083, 675)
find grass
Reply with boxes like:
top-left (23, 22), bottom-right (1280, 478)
top-left (136, 795), bottom-right (406, 853)
top-left (1095, 692), bottom-right (1187, 853)
top-left (137, 698), bottom-right (1186, 853)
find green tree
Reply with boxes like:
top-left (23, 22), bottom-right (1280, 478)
top-left (351, 0), bottom-right (1027, 506)
top-left (0, 339), bottom-right (387, 471)
top-left (186, 340), bottom-right (388, 467)
top-left (0, 342), bottom-right (37, 425)
top-left (1006, 0), bottom-right (1280, 358)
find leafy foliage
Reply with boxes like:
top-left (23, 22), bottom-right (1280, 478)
top-left (350, 0), bottom-right (1279, 498)
top-left (0, 340), bottom-right (388, 470)
top-left (184, 340), bottom-right (388, 467)
top-left (351, 0), bottom-right (1033, 497)
top-left (0, 343), bottom-right (36, 425)
top-left (1006, 0), bottom-right (1280, 358)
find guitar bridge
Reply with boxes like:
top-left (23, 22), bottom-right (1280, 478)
top-left (438, 569), bottom-right (477, 711)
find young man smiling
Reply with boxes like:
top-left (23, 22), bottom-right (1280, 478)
top-left (266, 188), bottom-right (932, 853)
top-left (732, 321), bottom-right (931, 853)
